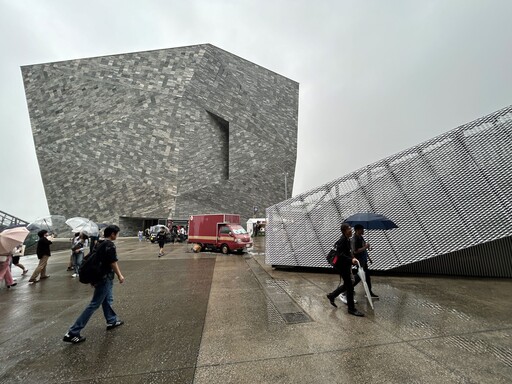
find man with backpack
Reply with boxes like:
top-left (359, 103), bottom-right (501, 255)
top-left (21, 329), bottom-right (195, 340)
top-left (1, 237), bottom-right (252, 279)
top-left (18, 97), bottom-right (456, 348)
top-left (326, 223), bottom-right (365, 317)
top-left (63, 225), bottom-right (125, 344)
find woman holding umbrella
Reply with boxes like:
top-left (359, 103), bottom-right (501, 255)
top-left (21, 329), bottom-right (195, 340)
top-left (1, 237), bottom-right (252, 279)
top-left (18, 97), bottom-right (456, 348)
top-left (0, 226), bottom-right (30, 287)
top-left (0, 253), bottom-right (17, 288)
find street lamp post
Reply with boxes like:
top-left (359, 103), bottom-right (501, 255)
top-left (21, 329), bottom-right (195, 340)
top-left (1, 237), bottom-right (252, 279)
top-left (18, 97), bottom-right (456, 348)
top-left (284, 171), bottom-right (288, 200)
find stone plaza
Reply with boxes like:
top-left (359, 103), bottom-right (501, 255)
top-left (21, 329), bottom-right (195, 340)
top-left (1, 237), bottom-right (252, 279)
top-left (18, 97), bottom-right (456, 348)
top-left (1, 238), bottom-right (511, 383)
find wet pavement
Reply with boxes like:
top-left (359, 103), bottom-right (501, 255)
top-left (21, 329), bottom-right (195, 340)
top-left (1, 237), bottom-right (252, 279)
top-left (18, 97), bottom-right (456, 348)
top-left (0, 237), bottom-right (511, 383)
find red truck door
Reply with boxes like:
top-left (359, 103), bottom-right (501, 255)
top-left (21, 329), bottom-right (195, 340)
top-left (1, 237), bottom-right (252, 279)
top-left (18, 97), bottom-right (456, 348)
top-left (218, 225), bottom-right (236, 253)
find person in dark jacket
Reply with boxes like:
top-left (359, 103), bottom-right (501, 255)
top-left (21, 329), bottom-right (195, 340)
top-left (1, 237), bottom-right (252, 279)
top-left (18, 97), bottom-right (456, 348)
top-left (157, 228), bottom-right (166, 257)
top-left (326, 223), bottom-right (365, 317)
top-left (29, 230), bottom-right (53, 283)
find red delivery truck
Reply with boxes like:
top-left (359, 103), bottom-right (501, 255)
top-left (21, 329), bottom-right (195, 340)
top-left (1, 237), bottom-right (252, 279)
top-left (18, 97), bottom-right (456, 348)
top-left (188, 214), bottom-right (253, 254)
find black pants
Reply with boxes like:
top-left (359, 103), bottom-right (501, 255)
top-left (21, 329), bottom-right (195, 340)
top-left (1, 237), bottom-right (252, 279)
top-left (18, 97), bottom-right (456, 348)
top-left (329, 261), bottom-right (355, 310)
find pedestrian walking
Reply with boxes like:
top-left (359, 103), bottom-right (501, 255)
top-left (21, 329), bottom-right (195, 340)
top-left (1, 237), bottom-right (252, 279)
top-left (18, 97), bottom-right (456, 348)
top-left (350, 224), bottom-right (378, 299)
top-left (326, 223), bottom-right (365, 317)
top-left (63, 225), bottom-right (125, 344)
top-left (0, 254), bottom-right (17, 288)
top-left (11, 244), bottom-right (28, 276)
top-left (68, 233), bottom-right (80, 271)
top-left (138, 230), bottom-right (143, 242)
top-left (71, 233), bottom-right (89, 278)
top-left (29, 230), bottom-right (53, 283)
top-left (157, 228), bottom-right (166, 257)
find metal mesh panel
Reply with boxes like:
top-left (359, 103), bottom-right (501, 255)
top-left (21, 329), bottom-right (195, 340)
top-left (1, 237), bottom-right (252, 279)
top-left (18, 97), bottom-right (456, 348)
top-left (266, 105), bottom-right (512, 274)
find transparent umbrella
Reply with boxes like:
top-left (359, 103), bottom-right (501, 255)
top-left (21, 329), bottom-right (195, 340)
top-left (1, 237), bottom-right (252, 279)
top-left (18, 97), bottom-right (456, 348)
top-left (65, 217), bottom-right (99, 237)
top-left (27, 215), bottom-right (67, 236)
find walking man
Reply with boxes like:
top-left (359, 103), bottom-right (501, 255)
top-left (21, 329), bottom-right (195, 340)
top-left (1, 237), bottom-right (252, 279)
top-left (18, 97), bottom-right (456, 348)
top-left (326, 223), bottom-right (364, 317)
top-left (351, 224), bottom-right (378, 299)
top-left (157, 227), bottom-right (166, 257)
top-left (29, 230), bottom-right (53, 283)
top-left (63, 225), bottom-right (125, 344)
top-left (338, 224), bottom-right (379, 303)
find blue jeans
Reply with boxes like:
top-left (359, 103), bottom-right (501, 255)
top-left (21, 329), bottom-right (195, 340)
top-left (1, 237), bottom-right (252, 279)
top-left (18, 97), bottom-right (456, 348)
top-left (72, 252), bottom-right (83, 274)
top-left (68, 277), bottom-right (117, 335)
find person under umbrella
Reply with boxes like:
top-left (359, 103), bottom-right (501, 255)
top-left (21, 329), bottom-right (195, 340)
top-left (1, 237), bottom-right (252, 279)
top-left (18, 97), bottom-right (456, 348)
top-left (326, 223), bottom-right (365, 317)
top-left (339, 224), bottom-right (379, 304)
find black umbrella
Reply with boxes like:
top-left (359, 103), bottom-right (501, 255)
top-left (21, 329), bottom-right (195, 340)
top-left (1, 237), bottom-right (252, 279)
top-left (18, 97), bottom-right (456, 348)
top-left (343, 212), bottom-right (398, 230)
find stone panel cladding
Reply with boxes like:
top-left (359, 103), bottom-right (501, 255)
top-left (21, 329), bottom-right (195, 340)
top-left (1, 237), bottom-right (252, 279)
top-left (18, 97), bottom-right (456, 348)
top-left (22, 44), bottom-right (299, 234)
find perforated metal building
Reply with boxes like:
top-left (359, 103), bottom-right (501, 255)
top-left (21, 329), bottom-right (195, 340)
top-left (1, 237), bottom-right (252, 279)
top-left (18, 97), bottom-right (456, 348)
top-left (266, 105), bottom-right (512, 277)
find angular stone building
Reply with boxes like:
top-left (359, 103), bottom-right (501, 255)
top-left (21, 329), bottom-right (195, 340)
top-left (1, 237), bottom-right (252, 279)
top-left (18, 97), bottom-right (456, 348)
top-left (22, 44), bottom-right (298, 234)
top-left (266, 105), bottom-right (512, 277)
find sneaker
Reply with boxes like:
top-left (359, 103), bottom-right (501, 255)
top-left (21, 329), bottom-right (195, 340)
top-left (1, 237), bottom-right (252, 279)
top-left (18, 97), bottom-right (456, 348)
top-left (40, 275), bottom-right (50, 279)
top-left (348, 308), bottom-right (365, 317)
top-left (22, 269), bottom-right (29, 275)
top-left (106, 320), bottom-right (124, 330)
top-left (66, 267), bottom-right (74, 271)
top-left (7, 283), bottom-right (17, 288)
top-left (63, 333), bottom-right (86, 344)
top-left (71, 273), bottom-right (78, 278)
top-left (28, 279), bottom-right (38, 283)
top-left (340, 293), bottom-right (357, 305)
top-left (370, 292), bottom-right (379, 299)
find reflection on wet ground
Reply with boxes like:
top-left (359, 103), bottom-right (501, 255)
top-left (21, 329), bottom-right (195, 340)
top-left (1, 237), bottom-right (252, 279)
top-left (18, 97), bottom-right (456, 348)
top-left (0, 237), bottom-right (511, 383)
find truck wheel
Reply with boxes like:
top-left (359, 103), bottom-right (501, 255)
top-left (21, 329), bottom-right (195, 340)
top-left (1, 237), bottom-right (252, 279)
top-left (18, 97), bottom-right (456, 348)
top-left (221, 244), bottom-right (230, 254)
top-left (236, 249), bottom-right (244, 254)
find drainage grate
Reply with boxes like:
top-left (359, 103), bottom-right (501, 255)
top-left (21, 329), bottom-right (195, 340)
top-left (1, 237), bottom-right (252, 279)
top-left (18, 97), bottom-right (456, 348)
top-left (246, 258), bottom-right (312, 325)
top-left (266, 301), bottom-right (285, 324)
top-left (282, 312), bottom-right (311, 324)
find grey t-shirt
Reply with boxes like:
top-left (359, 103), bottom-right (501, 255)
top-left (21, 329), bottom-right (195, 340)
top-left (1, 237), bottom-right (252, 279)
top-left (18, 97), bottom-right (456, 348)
top-left (351, 234), bottom-right (368, 264)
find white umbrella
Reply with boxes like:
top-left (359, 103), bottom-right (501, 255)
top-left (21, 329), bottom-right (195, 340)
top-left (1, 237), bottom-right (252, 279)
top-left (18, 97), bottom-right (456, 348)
top-left (150, 225), bottom-right (169, 233)
top-left (356, 260), bottom-right (374, 310)
top-left (0, 227), bottom-right (30, 255)
top-left (65, 217), bottom-right (99, 237)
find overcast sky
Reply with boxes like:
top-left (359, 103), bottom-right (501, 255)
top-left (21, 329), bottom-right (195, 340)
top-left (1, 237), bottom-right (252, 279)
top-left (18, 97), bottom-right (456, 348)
top-left (1, 0), bottom-right (511, 222)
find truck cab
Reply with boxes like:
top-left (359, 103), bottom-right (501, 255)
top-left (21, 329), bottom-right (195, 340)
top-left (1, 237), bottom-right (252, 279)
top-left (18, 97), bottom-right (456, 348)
top-left (188, 214), bottom-right (253, 254)
top-left (218, 224), bottom-right (252, 254)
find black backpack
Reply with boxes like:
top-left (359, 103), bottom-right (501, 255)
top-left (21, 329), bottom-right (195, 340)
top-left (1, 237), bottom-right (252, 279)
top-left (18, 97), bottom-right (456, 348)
top-left (326, 239), bottom-right (341, 267)
top-left (79, 242), bottom-right (106, 284)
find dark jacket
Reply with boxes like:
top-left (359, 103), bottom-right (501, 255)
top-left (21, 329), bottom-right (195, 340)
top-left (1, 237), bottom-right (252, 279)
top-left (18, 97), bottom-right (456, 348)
top-left (335, 235), bottom-right (352, 264)
top-left (36, 237), bottom-right (52, 259)
top-left (156, 232), bottom-right (166, 243)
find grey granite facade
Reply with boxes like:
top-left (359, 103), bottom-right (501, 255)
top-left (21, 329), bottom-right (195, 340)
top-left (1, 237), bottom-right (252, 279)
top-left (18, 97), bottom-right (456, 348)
top-left (22, 44), bottom-right (298, 234)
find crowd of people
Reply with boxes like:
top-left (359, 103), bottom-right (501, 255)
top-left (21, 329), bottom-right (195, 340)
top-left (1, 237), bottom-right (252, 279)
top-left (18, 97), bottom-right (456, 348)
top-left (0, 225), bottom-right (125, 344)
top-left (1, 220), bottom-right (377, 347)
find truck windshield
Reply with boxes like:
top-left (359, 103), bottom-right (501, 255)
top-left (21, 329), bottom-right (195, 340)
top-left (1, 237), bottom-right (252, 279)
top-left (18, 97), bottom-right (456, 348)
top-left (231, 226), bottom-right (247, 235)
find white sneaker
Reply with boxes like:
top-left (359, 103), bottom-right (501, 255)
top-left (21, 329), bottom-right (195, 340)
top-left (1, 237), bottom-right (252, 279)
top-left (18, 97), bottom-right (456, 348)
top-left (71, 273), bottom-right (78, 278)
top-left (339, 293), bottom-right (357, 305)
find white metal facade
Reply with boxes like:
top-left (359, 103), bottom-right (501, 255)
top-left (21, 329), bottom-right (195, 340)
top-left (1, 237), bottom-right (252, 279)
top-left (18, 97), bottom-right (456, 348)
top-left (266, 105), bottom-right (512, 275)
